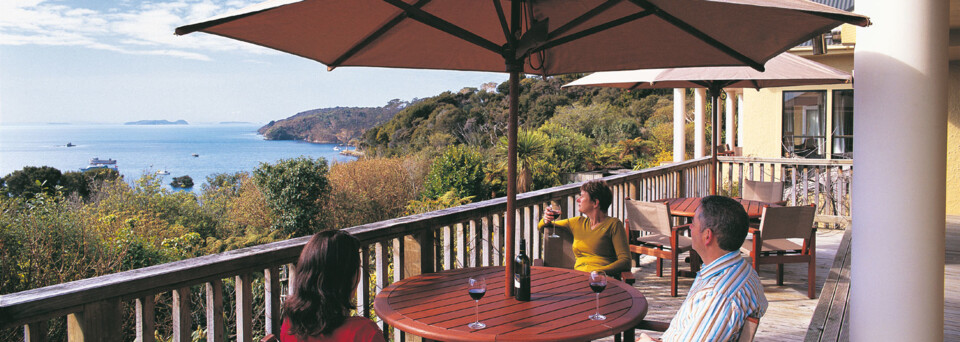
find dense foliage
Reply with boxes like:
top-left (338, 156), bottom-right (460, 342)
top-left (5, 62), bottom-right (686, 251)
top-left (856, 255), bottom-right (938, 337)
top-left (258, 99), bottom-right (407, 144)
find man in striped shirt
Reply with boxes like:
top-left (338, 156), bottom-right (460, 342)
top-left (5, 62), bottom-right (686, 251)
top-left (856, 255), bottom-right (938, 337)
top-left (638, 196), bottom-right (768, 342)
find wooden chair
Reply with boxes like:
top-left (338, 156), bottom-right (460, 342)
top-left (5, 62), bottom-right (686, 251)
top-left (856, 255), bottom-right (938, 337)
top-left (635, 315), bottom-right (761, 342)
top-left (623, 200), bottom-right (699, 297)
top-left (741, 205), bottom-right (817, 299)
top-left (536, 220), bottom-right (635, 284)
top-left (742, 179), bottom-right (787, 205)
top-left (717, 144), bottom-right (735, 156)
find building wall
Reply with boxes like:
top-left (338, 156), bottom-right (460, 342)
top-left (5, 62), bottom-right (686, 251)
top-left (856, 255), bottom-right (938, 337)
top-left (740, 51), bottom-right (959, 214)
top-left (949, 62), bottom-right (960, 215)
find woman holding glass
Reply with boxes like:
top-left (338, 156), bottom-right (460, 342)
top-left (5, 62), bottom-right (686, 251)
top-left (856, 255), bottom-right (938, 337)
top-left (279, 230), bottom-right (386, 342)
top-left (538, 179), bottom-right (631, 276)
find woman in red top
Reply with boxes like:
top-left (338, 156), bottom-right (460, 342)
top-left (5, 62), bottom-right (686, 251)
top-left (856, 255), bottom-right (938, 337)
top-left (280, 230), bottom-right (386, 342)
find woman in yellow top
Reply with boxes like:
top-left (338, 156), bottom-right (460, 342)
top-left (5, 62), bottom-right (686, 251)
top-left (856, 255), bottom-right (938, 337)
top-left (539, 180), bottom-right (631, 275)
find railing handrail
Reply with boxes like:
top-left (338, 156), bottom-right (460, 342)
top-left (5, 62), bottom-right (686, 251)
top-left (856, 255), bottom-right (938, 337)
top-left (719, 156), bottom-right (852, 166)
top-left (0, 157), bottom-right (713, 329)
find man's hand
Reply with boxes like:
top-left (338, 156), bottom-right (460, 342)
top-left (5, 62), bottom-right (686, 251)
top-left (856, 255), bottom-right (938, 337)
top-left (636, 333), bottom-right (660, 342)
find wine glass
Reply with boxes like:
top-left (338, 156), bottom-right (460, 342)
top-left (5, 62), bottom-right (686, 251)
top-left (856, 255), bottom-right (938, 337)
top-left (588, 271), bottom-right (607, 321)
top-left (467, 275), bottom-right (487, 329)
top-left (546, 203), bottom-right (561, 238)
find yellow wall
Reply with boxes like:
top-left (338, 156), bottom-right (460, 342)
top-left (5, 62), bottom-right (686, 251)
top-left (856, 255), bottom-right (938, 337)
top-left (949, 62), bottom-right (960, 215)
top-left (742, 52), bottom-right (959, 214)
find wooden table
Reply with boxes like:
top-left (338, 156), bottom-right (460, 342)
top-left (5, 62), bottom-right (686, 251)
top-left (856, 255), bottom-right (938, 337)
top-left (374, 266), bottom-right (647, 342)
top-left (658, 197), bottom-right (780, 219)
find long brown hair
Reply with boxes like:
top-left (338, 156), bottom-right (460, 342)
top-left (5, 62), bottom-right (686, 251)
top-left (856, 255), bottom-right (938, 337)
top-left (283, 230), bottom-right (362, 337)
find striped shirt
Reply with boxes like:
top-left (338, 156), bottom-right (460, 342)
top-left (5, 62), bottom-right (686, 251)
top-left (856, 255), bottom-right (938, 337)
top-left (660, 251), bottom-right (767, 342)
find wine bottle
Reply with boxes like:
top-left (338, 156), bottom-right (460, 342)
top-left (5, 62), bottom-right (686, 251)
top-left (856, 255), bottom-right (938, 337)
top-left (514, 239), bottom-right (531, 301)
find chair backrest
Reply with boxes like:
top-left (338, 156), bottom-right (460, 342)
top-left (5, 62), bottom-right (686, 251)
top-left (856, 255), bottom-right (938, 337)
top-left (624, 200), bottom-right (672, 236)
top-left (541, 227), bottom-right (576, 269)
top-left (758, 205), bottom-right (816, 240)
top-left (737, 315), bottom-right (761, 342)
top-left (742, 179), bottom-right (784, 204)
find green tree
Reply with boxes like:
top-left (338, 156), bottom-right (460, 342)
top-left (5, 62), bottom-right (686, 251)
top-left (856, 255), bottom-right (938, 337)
top-left (423, 145), bottom-right (487, 200)
top-left (2, 166), bottom-right (62, 198)
top-left (252, 157), bottom-right (331, 236)
top-left (497, 129), bottom-right (551, 193)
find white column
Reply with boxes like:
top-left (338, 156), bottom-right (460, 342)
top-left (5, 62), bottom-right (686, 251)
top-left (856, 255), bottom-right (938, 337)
top-left (852, 0), bottom-right (946, 340)
top-left (737, 91), bottom-right (744, 148)
top-left (694, 88), bottom-right (706, 158)
top-left (724, 89), bottom-right (736, 149)
top-left (673, 88), bottom-right (686, 162)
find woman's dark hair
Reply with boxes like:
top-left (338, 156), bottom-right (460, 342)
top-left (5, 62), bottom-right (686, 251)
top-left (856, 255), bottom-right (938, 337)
top-left (283, 230), bottom-right (362, 338)
top-left (580, 180), bottom-right (613, 211)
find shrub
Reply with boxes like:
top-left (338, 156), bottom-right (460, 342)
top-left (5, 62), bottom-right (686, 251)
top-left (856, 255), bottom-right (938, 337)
top-left (253, 157), bottom-right (331, 236)
top-left (423, 145), bottom-right (487, 200)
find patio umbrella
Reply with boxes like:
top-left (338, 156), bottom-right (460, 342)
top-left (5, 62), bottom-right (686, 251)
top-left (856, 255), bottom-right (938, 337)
top-left (175, 0), bottom-right (868, 297)
top-left (563, 52), bottom-right (853, 195)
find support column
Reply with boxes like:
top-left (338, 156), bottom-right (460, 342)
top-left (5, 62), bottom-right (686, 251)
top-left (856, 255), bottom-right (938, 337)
top-left (852, 0), bottom-right (947, 340)
top-left (673, 88), bottom-right (687, 162)
top-left (725, 89), bottom-right (737, 149)
top-left (737, 91), bottom-right (744, 148)
top-left (694, 88), bottom-right (706, 158)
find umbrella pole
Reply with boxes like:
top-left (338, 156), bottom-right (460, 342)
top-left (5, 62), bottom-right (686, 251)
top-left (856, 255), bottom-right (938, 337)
top-left (709, 85), bottom-right (720, 196)
top-left (505, 69), bottom-right (519, 298)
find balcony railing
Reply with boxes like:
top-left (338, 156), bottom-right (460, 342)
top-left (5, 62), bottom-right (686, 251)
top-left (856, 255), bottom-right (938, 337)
top-left (718, 156), bottom-right (853, 227)
top-left (0, 156), bottom-right (718, 341)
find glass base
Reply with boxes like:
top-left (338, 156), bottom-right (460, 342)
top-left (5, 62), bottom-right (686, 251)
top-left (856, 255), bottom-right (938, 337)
top-left (468, 322), bottom-right (486, 329)
top-left (588, 313), bottom-right (606, 321)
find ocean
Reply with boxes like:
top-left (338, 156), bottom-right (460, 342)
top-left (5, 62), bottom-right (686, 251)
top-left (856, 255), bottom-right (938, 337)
top-left (0, 124), bottom-right (356, 191)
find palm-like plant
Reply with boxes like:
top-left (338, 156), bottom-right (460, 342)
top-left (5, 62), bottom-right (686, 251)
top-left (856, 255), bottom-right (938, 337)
top-left (498, 129), bottom-right (551, 193)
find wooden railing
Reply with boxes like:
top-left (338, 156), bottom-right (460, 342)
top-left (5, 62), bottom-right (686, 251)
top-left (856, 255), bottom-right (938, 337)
top-left (717, 156), bottom-right (853, 227)
top-left (0, 157), bottom-right (712, 341)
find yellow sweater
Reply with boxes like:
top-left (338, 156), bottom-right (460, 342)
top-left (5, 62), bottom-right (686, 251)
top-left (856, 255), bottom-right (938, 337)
top-left (538, 216), bottom-right (631, 274)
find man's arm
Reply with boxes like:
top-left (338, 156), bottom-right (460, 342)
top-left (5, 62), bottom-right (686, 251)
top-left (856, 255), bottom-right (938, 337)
top-left (660, 290), bottom-right (747, 342)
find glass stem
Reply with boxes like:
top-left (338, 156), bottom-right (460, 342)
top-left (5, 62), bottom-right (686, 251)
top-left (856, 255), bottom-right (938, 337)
top-left (475, 300), bottom-right (480, 323)
top-left (595, 293), bottom-right (600, 315)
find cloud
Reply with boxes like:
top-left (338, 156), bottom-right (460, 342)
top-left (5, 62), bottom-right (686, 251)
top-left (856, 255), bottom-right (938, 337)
top-left (0, 0), bottom-right (276, 61)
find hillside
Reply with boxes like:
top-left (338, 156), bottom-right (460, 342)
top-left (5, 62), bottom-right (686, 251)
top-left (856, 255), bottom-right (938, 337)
top-left (258, 100), bottom-right (406, 144)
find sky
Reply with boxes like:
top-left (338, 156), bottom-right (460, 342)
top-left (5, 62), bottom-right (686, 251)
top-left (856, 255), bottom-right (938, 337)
top-left (0, 0), bottom-right (509, 125)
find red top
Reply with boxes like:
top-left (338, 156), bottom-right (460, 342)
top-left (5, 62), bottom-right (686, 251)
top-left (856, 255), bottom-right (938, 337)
top-left (280, 316), bottom-right (386, 342)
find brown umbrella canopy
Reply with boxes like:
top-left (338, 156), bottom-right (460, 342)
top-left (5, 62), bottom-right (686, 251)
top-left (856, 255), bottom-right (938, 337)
top-left (176, 0), bottom-right (869, 74)
top-left (564, 52), bottom-right (853, 194)
top-left (176, 0), bottom-right (868, 297)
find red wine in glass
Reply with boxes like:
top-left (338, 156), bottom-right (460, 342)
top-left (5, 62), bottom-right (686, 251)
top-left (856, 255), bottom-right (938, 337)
top-left (588, 271), bottom-right (607, 320)
top-left (467, 276), bottom-right (486, 329)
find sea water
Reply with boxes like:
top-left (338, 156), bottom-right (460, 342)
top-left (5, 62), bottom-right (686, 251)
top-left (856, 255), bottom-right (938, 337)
top-left (0, 124), bottom-right (355, 191)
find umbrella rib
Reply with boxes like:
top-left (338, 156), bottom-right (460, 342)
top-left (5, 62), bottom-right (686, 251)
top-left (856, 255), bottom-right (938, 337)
top-left (534, 10), bottom-right (653, 54)
top-left (329, 0), bottom-right (433, 70)
top-left (492, 0), bottom-right (515, 48)
top-left (382, 0), bottom-right (503, 55)
top-left (548, 0), bottom-right (623, 38)
top-left (628, 0), bottom-right (764, 72)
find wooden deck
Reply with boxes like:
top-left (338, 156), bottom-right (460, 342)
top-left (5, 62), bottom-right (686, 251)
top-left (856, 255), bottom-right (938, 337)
top-left (596, 216), bottom-right (960, 341)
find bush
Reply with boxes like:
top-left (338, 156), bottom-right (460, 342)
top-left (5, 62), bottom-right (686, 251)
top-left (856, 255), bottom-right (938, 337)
top-left (253, 157), bottom-right (331, 236)
top-left (326, 158), bottom-right (419, 229)
top-left (423, 145), bottom-right (487, 200)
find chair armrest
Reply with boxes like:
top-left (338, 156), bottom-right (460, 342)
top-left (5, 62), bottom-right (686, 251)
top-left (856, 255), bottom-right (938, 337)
top-left (672, 224), bottom-right (692, 234)
top-left (747, 227), bottom-right (761, 234)
top-left (262, 334), bottom-right (279, 342)
top-left (636, 319), bottom-right (671, 332)
top-left (621, 271), bottom-right (635, 285)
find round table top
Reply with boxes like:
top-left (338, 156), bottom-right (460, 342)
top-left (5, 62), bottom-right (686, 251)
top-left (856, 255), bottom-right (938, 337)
top-left (658, 197), bottom-right (780, 218)
top-left (374, 266), bottom-right (647, 342)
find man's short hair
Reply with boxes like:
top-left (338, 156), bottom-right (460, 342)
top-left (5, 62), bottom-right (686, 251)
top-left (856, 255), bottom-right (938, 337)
top-left (695, 196), bottom-right (750, 251)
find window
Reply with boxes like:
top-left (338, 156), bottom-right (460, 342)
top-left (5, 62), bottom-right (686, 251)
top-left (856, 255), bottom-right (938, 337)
top-left (782, 91), bottom-right (826, 158)
top-left (832, 90), bottom-right (854, 159)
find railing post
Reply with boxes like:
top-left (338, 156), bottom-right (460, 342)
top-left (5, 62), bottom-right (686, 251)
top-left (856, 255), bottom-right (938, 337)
top-left (136, 296), bottom-right (156, 342)
top-left (24, 321), bottom-right (47, 342)
top-left (206, 280), bottom-right (225, 342)
top-left (173, 287), bottom-right (191, 342)
top-left (265, 266), bottom-right (282, 335)
top-left (67, 299), bottom-right (121, 341)
top-left (236, 274), bottom-right (253, 342)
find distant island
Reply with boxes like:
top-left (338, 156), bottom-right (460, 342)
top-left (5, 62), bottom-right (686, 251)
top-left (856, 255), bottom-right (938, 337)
top-left (258, 99), bottom-right (406, 144)
top-left (125, 120), bottom-right (188, 125)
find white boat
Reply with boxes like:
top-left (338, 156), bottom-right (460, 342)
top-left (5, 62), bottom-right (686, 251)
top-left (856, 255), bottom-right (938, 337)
top-left (81, 158), bottom-right (119, 172)
top-left (156, 170), bottom-right (170, 175)
top-left (333, 146), bottom-right (341, 151)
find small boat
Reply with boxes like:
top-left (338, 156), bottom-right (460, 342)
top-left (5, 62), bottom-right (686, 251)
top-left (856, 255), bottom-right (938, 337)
top-left (156, 170), bottom-right (170, 175)
top-left (333, 146), bottom-right (341, 151)
top-left (81, 158), bottom-right (119, 172)
top-left (66, 142), bottom-right (75, 147)
top-left (191, 153), bottom-right (199, 157)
